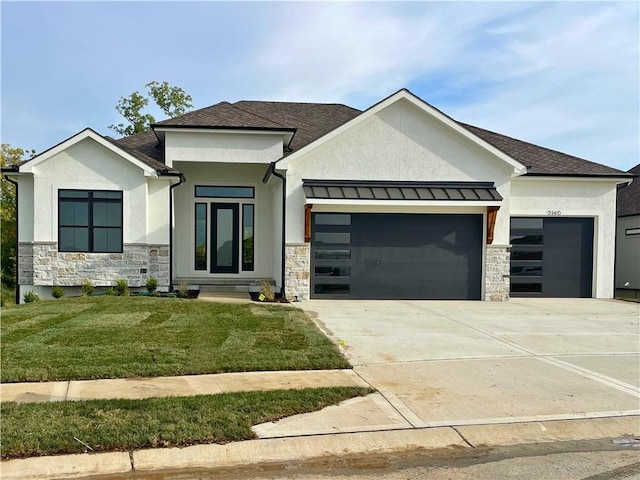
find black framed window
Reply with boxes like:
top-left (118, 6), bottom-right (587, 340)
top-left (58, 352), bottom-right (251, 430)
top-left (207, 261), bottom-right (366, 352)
top-left (59, 190), bottom-right (122, 253)
top-left (195, 203), bottom-right (207, 270)
top-left (195, 186), bottom-right (254, 198)
top-left (242, 204), bottom-right (254, 271)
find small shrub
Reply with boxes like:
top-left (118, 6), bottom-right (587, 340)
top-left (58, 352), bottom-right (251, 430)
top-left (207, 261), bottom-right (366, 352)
top-left (177, 280), bottom-right (189, 299)
top-left (145, 277), bottom-right (158, 293)
top-left (23, 291), bottom-right (40, 303)
top-left (115, 279), bottom-right (129, 296)
top-left (105, 287), bottom-right (116, 296)
top-left (51, 285), bottom-right (65, 299)
top-left (260, 280), bottom-right (275, 302)
top-left (80, 280), bottom-right (95, 296)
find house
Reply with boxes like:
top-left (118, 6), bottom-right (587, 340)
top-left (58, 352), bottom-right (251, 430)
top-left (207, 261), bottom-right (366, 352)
top-left (3, 89), bottom-right (633, 303)
top-left (615, 164), bottom-right (640, 299)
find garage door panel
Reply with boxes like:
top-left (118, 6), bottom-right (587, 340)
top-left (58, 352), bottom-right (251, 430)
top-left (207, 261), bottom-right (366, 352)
top-left (312, 213), bottom-right (482, 300)
top-left (510, 217), bottom-right (593, 298)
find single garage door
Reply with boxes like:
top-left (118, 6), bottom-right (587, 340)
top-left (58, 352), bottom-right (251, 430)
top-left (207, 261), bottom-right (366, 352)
top-left (510, 217), bottom-right (594, 297)
top-left (311, 213), bottom-right (483, 299)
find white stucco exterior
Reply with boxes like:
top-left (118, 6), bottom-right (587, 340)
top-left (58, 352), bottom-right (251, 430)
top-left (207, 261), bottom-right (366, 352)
top-left (32, 138), bottom-right (151, 243)
top-left (510, 177), bottom-right (619, 298)
top-left (163, 130), bottom-right (284, 167)
top-left (283, 99), bottom-right (515, 244)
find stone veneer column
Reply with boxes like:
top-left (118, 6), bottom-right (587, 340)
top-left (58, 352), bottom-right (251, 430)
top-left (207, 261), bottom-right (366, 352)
top-left (284, 243), bottom-right (310, 300)
top-left (485, 244), bottom-right (510, 301)
top-left (17, 242), bottom-right (34, 285)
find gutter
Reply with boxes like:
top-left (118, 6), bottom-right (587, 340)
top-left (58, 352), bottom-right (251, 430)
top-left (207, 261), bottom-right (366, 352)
top-left (2, 174), bottom-right (19, 304)
top-left (166, 172), bottom-right (186, 291)
top-left (266, 162), bottom-right (287, 298)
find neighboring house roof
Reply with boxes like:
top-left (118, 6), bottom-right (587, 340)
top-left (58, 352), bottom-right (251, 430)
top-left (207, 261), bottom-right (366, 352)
top-left (68, 90), bottom-right (630, 178)
top-left (617, 164), bottom-right (640, 217)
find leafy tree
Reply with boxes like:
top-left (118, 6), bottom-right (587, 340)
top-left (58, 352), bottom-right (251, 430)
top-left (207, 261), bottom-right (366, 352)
top-left (109, 81), bottom-right (193, 137)
top-left (1, 144), bottom-right (34, 289)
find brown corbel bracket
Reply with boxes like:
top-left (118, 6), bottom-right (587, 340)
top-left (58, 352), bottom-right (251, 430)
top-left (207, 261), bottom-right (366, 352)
top-left (487, 206), bottom-right (500, 244)
top-left (304, 204), bottom-right (313, 243)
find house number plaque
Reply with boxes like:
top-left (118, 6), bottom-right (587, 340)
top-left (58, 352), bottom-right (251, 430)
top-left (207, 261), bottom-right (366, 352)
top-left (546, 210), bottom-right (562, 216)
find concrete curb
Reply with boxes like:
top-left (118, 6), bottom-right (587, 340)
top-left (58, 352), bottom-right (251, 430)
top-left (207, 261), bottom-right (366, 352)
top-left (2, 416), bottom-right (638, 480)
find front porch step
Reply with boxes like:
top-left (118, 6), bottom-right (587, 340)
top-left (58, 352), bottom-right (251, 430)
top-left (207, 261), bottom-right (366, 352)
top-left (173, 278), bottom-right (277, 293)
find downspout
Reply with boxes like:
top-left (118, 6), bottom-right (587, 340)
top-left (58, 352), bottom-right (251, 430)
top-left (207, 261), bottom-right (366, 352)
top-left (3, 175), bottom-right (19, 304)
top-left (167, 172), bottom-right (186, 292)
top-left (269, 163), bottom-right (287, 298)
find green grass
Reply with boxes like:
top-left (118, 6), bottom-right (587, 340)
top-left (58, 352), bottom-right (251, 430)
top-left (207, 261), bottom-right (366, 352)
top-left (1, 296), bottom-right (350, 382)
top-left (1, 284), bottom-right (15, 307)
top-left (0, 386), bottom-right (373, 459)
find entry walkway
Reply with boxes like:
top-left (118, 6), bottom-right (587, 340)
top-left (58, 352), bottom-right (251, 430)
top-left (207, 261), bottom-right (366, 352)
top-left (0, 369), bottom-right (368, 403)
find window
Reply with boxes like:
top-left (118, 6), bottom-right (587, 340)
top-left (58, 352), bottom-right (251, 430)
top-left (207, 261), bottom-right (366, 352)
top-left (195, 186), bottom-right (254, 198)
top-left (195, 203), bottom-right (207, 270)
top-left (242, 204), bottom-right (254, 271)
top-left (59, 190), bottom-right (122, 253)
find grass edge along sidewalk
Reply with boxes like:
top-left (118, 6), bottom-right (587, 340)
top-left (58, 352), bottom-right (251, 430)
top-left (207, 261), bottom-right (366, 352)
top-left (1, 296), bottom-right (350, 382)
top-left (1, 386), bottom-right (373, 459)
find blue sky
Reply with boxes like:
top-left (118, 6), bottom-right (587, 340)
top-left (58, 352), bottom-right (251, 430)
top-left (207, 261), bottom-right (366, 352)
top-left (2, 1), bottom-right (638, 171)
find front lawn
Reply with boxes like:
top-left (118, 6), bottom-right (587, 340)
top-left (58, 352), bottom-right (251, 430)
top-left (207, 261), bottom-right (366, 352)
top-left (1, 296), bottom-right (349, 382)
top-left (1, 386), bottom-right (372, 458)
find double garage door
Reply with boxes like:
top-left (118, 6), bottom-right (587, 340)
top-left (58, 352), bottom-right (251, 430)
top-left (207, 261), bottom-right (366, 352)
top-left (311, 213), bottom-right (483, 300)
top-left (310, 213), bottom-right (594, 300)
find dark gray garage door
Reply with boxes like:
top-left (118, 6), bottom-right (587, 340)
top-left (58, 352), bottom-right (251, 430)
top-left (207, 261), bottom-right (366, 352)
top-left (510, 217), bottom-right (594, 298)
top-left (311, 213), bottom-right (483, 300)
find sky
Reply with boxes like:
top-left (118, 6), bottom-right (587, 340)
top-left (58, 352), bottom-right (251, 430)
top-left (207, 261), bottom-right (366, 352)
top-left (1, 1), bottom-right (638, 171)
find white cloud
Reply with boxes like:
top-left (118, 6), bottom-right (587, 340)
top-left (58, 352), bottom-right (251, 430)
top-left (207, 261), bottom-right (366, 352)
top-left (2, 1), bottom-right (637, 170)
top-left (242, 2), bottom-right (638, 170)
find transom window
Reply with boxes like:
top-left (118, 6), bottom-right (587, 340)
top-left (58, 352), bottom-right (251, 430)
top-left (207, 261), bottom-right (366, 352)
top-left (195, 186), bottom-right (254, 198)
top-left (58, 190), bottom-right (123, 253)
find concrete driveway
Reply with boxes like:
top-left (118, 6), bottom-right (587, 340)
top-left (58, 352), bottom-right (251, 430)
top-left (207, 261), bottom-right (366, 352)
top-left (255, 298), bottom-right (639, 437)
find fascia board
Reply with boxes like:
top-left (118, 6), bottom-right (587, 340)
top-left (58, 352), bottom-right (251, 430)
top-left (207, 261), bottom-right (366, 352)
top-left (20, 128), bottom-right (158, 176)
top-left (155, 126), bottom-right (294, 144)
top-left (516, 175), bottom-right (633, 185)
top-left (278, 89), bottom-right (528, 175)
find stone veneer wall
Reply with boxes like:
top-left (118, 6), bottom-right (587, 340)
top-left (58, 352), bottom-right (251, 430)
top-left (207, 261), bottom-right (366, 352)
top-left (485, 244), bottom-right (510, 301)
top-left (18, 242), bottom-right (169, 288)
top-left (284, 243), bottom-right (310, 300)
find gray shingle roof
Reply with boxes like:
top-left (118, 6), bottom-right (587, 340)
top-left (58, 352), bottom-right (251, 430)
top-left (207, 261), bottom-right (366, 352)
top-left (233, 101), bottom-right (361, 155)
top-left (460, 123), bottom-right (627, 176)
top-left (108, 95), bottom-right (629, 178)
top-left (617, 164), bottom-right (640, 217)
top-left (153, 101), bottom-right (292, 130)
top-left (106, 131), bottom-right (175, 172)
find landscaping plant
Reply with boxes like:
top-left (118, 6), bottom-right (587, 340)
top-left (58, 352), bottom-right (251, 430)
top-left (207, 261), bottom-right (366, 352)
top-left (22, 290), bottom-right (39, 303)
top-left (80, 280), bottom-right (95, 296)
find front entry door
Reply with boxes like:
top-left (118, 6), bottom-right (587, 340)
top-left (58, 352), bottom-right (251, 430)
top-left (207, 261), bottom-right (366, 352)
top-left (211, 203), bottom-right (239, 273)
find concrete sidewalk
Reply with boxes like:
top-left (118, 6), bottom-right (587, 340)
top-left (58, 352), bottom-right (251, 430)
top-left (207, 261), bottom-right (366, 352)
top-left (0, 369), bottom-right (368, 403)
